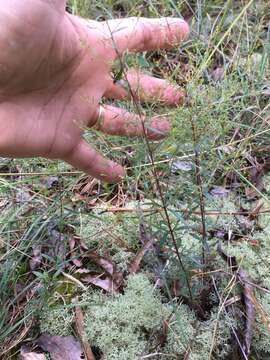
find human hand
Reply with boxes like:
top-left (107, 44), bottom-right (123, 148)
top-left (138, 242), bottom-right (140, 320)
top-left (0, 0), bottom-right (189, 182)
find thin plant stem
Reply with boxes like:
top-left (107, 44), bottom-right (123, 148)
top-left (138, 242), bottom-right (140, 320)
top-left (105, 20), bottom-right (194, 302)
top-left (190, 119), bottom-right (207, 266)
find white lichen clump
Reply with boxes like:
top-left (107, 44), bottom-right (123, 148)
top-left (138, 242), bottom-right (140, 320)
top-left (39, 305), bottom-right (73, 336)
top-left (84, 273), bottom-right (164, 360)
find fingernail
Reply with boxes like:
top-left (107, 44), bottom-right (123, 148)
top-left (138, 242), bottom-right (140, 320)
top-left (109, 162), bottom-right (125, 182)
top-left (148, 118), bottom-right (171, 139)
top-left (164, 86), bottom-right (185, 105)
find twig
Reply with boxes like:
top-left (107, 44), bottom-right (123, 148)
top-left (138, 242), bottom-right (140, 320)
top-left (136, 352), bottom-right (178, 359)
top-left (73, 298), bottom-right (96, 360)
top-left (128, 223), bottom-right (154, 274)
top-left (94, 206), bottom-right (270, 216)
top-left (0, 171), bottom-right (81, 177)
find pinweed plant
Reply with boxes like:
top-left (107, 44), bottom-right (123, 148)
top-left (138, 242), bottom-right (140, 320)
top-left (0, 1), bottom-right (270, 359)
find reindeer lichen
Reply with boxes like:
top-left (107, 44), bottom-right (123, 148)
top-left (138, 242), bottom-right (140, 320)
top-left (84, 273), bottom-right (164, 360)
top-left (164, 304), bottom-right (235, 359)
top-left (39, 305), bottom-right (73, 337)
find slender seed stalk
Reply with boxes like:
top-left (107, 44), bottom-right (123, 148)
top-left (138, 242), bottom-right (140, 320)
top-left (191, 120), bottom-right (207, 266)
top-left (106, 22), bottom-right (193, 301)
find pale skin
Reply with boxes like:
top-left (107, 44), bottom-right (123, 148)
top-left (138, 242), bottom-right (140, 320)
top-left (0, 0), bottom-right (189, 182)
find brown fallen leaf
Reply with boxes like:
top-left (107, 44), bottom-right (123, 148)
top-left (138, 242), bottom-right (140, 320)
top-left (210, 66), bottom-right (225, 82)
top-left (248, 199), bottom-right (264, 220)
top-left (218, 243), bottom-right (256, 357)
top-left (84, 251), bottom-right (123, 291)
top-left (82, 274), bottom-right (115, 293)
top-left (244, 157), bottom-right (264, 200)
top-left (16, 190), bottom-right (31, 204)
top-left (0, 236), bottom-right (5, 250)
top-left (68, 235), bottom-right (123, 292)
top-left (238, 270), bottom-right (256, 356)
top-left (171, 161), bottom-right (193, 173)
top-left (69, 236), bottom-right (83, 267)
top-left (37, 334), bottom-right (83, 360)
top-left (129, 223), bottom-right (154, 274)
top-left (129, 236), bottom-right (153, 275)
top-left (210, 186), bottom-right (230, 197)
top-left (86, 251), bottom-right (115, 275)
top-left (20, 346), bottom-right (46, 360)
top-left (30, 245), bottom-right (42, 271)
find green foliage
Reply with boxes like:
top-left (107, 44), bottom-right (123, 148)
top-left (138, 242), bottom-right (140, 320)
top-left (77, 211), bottom-right (140, 271)
top-left (70, 0), bottom-right (186, 18)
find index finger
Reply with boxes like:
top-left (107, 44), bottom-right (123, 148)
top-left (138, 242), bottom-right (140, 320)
top-left (103, 17), bottom-right (189, 56)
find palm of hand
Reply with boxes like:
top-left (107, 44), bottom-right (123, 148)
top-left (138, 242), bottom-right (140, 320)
top-left (0, 1), bottom-right (189, 181)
